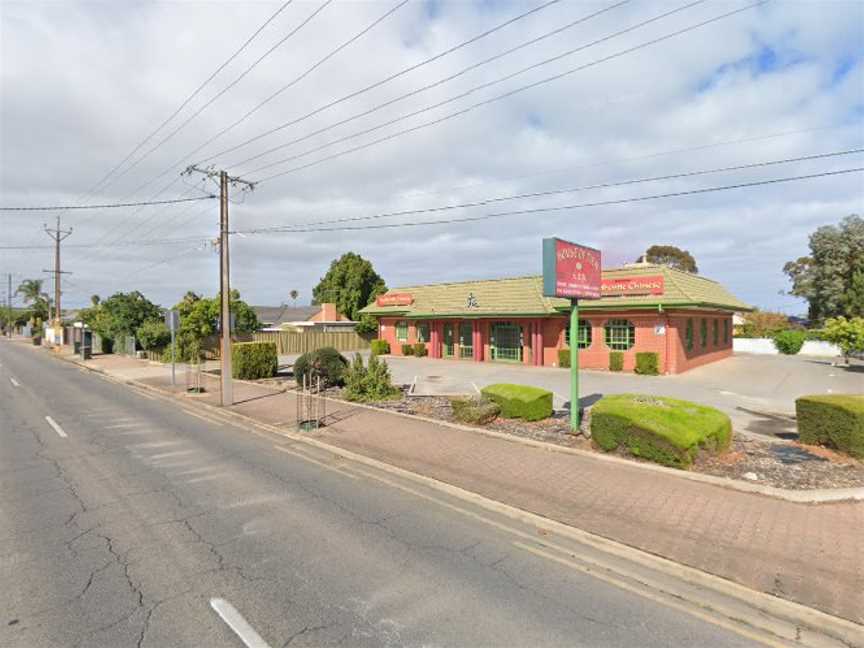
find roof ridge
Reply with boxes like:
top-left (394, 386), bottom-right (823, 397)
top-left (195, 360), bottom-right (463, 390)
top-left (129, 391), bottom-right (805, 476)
top-left (390, 274), bottom-right (542, 290)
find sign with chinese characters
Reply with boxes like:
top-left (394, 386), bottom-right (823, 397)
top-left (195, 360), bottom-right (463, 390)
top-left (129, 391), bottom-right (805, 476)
top-left (465, 292), bottom-right (479, 309)
top-left (376, 293), bottom-right (414, 307)
top-left (542, 238), bottom-right (602, 299)
top-left (601, 275), bottom-right (665, 296)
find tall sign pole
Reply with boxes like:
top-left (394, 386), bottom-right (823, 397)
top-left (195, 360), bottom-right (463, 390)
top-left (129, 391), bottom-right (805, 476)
top-left (542, 238), bottom-right (602, 431)
top-left (183, 165), bottom-right (254, 407)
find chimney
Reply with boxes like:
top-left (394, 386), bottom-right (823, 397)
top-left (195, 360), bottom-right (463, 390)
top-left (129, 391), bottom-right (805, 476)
top-left (320, 303), bottom-right (338, 321)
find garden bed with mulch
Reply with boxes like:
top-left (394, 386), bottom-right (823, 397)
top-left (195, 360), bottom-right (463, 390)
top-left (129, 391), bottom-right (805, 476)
top-left (324, 388), bottom-right (864, 491)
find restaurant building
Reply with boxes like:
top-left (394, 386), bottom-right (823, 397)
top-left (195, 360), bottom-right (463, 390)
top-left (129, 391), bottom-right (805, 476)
top-left (360, 264), bottom-right (751, 374)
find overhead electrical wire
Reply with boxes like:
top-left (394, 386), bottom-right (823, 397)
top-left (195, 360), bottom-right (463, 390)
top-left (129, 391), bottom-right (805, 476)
top-left (237, 168), bottom-right (864, 235)
top-left (4, 159), bottom-right (856, 253)
top-left (251, 0), bottom-right (766, 183)
top-left (196, 0), bottom-right (596, 164)
top-left (0, 194), bottom-right (215, 212)
top-left (229, 0), bottom-right (639, 170)
top-left (235, 148), bottom-right (864, 233)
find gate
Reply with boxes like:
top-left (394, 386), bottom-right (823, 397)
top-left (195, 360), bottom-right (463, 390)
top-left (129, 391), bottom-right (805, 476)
top-left (459, 322), bottom-right (473, 359)
top-left (490, 323), bottom-right (522, 362)
top-left (442, 323), bottom-right (454, 357)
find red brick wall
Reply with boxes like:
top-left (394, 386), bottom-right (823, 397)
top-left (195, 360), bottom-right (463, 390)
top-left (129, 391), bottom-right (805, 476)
top-left (668, 313), bottom-right (733, 373)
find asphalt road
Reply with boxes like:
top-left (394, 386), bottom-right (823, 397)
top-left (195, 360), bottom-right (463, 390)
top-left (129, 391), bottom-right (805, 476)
top-left (0, 340), bottom-right (758, 648)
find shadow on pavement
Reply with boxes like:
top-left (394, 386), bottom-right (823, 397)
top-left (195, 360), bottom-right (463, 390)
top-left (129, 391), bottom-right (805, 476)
top-left (736, 406), bottom-right (799, 440)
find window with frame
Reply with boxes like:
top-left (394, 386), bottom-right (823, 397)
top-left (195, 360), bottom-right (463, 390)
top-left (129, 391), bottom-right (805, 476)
top-left (700, 318), bottom-right (708, 348)
top-left (604, 319), bottom-right (635, 351)
top-left (686, 318), bottom-right (694, 352)
top-left (723, 318), bottom-right (729, 344)
top-left (713, 319), bottom-right (719, 346)
top-left (565, 319), bottom-right (592, 349)
top-left (395, 321), bottom-right (408, 342)
top-left (416, 322), bottom-right (429, 343)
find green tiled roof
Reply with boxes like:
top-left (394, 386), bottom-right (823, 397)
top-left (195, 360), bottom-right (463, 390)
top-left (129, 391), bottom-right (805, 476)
top-left (360, 264), bottom-right (751, 318)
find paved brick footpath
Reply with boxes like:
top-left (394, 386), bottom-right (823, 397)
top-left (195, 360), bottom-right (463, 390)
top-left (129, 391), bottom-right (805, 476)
top-left (56, 348), bottom-right (864, 625)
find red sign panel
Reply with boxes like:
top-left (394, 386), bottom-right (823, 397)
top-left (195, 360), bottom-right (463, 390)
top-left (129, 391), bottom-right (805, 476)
top-left (376, 293), bottom-right (414, 307)
top-left (542, 238), bottom-right (602, 299)
top-left (601, 275), bottom-right (664, 296)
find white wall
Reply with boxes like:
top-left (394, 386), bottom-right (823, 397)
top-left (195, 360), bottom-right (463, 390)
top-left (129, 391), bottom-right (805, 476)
top-left (733, 338), bottom-right (841, 356)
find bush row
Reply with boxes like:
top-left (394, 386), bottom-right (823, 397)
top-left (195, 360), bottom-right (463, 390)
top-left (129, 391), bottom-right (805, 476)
top-left (401, 343), bottom-right (428, 357)
top-left (796, 394), bottom-right (864, 459)
top-left (232, 341), bottom-right (278, 380)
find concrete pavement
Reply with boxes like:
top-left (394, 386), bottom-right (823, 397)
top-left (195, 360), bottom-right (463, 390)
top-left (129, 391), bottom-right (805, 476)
top-left (0, 339), bottom-right (770, 647)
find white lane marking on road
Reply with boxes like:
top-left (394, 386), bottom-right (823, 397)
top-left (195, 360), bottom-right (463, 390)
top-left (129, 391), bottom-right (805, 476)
top-left (148, 449), bottom-right (194, 460)
top-left (105, 422), bottom-right (146, 429)
top-left (274, 445), bottom-right (359, 480)
top-left (173, 466), bottom-right (219, 477)
top-left (181, 408), bottom-right (225, 426)
top-left (471, 381), bottom-right (481, 395)
top-left (9, 377), bottom-right (20, 387)
top-left (129, 440), bottom-right (182, 449)
top-left (209, 598), bottom-right (272, 648)
top-left (45, 416), bottom-right (68, 438)
top-left (187, 473), bottom-right (230, 484)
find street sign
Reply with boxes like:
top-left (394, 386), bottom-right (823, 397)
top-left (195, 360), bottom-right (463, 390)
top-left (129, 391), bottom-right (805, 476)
top-left (542, 238), bottom-right (603, 432)
top-left (164, 310), bottom-right (180, 331)
top-left (542, 238), bottom-right (602, 299)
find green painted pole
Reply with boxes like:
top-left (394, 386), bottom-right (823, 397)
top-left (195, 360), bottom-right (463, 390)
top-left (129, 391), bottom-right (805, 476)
top-left (570, 299), bottom-right (579, 430)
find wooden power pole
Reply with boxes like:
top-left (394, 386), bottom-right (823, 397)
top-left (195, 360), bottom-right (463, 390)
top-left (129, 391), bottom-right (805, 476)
top-left (183, 166), bottom-right (254, 407)
top-left (43, 216), bottom-right (73, 330)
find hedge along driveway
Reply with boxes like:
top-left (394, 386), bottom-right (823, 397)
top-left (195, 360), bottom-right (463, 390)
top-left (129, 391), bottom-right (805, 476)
top-left (384, 354), bottom-right (863, 440)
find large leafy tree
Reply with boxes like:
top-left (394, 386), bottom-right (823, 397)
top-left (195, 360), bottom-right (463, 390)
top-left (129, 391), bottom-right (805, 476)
top-left (783, 215), bottom-right (864, 322)
top-left (313, 252), bottom-right (387, 321)
top-left (16, 278), bottom-right (51, 323)
top-left (637, 245), bottom-right (698, 273)
top-left (173, 290), bottom-right (259, 360)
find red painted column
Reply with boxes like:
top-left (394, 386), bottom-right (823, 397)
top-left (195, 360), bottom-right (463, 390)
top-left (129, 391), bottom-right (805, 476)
top-left (430, 321), bottom-right (439, 359)
top-left (534, 318), bottom-right (543, 366)
top-left (472, 320), bottom-right (481, 361)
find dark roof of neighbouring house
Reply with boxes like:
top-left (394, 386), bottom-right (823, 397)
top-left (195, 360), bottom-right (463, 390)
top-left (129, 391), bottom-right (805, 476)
top-left (360, 264), bottom-right (751, 318)
top-left (253, 305), bottom-right (320, 326)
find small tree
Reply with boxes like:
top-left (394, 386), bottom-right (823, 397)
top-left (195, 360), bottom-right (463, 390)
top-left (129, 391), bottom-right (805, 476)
top-left (313, 252), bottom-right (387, 321)
top-left (738, 310), bottom-right (791, 338)
top-left (289, 289), bottom-right (299, 306)
top-left (638, 245), bottom-right (698, 273)
top-left (822, 317), bottom-right (864, 364)
top-left (136, 319), bottom-right (171, 351)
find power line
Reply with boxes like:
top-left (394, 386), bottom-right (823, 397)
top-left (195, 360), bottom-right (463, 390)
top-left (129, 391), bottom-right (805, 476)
top-left (75, 2), bottom-right (294, 203)
top-left (196, 0), bottom-right (580, 164)
top-left (252, 0), bottom-right (765, 184)
top-left (237, 148), bottom-right (864, 233)
top-left (100, 0), bottom-right (327, 195)
top-left (229, 0), bottom-right (634, 170)
top-left (237, 167), bottom-right (864, 235)
top-left (0, 194), bottom-right (215, 212)
top-left (122, 0), bottom-right (410, 203)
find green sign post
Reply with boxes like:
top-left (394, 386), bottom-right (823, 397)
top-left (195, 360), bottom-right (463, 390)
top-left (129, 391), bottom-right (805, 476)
top-left (542, 238), bottom-right (602, 432)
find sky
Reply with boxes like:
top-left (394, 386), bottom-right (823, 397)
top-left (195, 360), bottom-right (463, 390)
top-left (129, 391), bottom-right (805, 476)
top-left (1, 0), bottom-right (862, 314)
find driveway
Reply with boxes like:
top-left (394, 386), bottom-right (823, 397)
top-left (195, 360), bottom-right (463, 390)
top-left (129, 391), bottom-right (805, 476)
top-left (382, 353), bottom-right (863, 441)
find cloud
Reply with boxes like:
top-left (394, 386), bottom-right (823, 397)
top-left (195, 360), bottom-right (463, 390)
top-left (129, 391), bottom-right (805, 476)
top-left (1, 0), bottom-right (862, 315)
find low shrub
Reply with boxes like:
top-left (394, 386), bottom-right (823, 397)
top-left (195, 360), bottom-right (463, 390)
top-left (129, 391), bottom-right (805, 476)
top-left (294, 347), bottom-right (348, 388)
top-left (413, 342), bottom-right (428, 357)
top-left (401, 343), bottom-right (415, 356)
top-left (31, 334), bottom-right (41, 346)
top-left (773, 329), bottom-right (806, 355)
top-left (558, 348), bottom-right (571, 368)
top-left (480, 383), bottom-right (553, 421)
top-left (796, 394), bottom-right (864, 459)
top-left (232, 341), bottom-right (278, 380)
top-left (450, 397), bottom-right (500, 425)
top-left (370, 339), bottom-right (390, 355)
top-left (344, 353), bottom-right (401, 402)
top-left (591, 394), bottom-right (732, 469)
top-left (609, 351), bottom-right (624, 372)
top-left (634, 352), bottom-right (659, 375)
top-left (805, 329), bottom-right (826, 341)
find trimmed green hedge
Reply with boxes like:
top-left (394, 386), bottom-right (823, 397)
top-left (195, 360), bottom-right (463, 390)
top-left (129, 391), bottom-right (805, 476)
top-left (401, 343), bottom-right (414, 356)
top-left (558, 348), bottom-right (570, 368)
top-left (773, 329), bottom-right (806, 355)
top-left (450, 397), bottom-right (501, 425)
top-left (480, 383), bottom-right (553, 421)
top-left (232, 341), bottom-right (277, 380)
top-left (609, 351), bottom-right (624, 372)
top-left (591, 394), bottom-right (732, 469)
top-left (796, 394), bottom-right (864, 459)
top-left (370, 339), bottom-right (390, 355)
top-left (294, 347), bottom-right (348, 388)
top-left (413, 342), bottom-right (428, 357)
top-left (635, 352), bottom-right (659, 375)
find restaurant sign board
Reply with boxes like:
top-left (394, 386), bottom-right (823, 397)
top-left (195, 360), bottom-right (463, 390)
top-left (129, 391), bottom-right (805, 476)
top-left (542, 238), bottom-right (602, 299)
top-left (376, 293), bottom-right (414, 307)
top-left (601, 275), bottom-right (664, 296)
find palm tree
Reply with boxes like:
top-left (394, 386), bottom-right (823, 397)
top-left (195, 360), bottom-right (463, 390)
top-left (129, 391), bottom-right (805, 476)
top-left (17, 279), bottom-right (50, 322)
top-left (289, 289), bottom-right (299, 306)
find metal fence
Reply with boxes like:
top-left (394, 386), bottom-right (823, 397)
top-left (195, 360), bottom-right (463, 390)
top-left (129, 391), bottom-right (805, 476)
top-left (253, 330), bottom-right (370, 355)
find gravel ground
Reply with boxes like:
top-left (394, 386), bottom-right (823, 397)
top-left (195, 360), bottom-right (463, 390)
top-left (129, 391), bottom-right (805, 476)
top-left (326, 390), bottom-right (864, 491)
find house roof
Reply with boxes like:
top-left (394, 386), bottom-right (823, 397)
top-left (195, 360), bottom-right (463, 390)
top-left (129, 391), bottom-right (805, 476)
top-left (360, 265), bottom-right (751, 318)
top-left (253, 305), bottom-right (320, 326)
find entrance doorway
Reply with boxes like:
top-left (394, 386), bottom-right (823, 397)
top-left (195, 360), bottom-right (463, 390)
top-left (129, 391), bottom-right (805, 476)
top-left (459, 322), bottom-right (473, 359)
top-left (490, 323), bottom-right (522, 362)
top-left (442, 323), bottom-right (454, 357)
